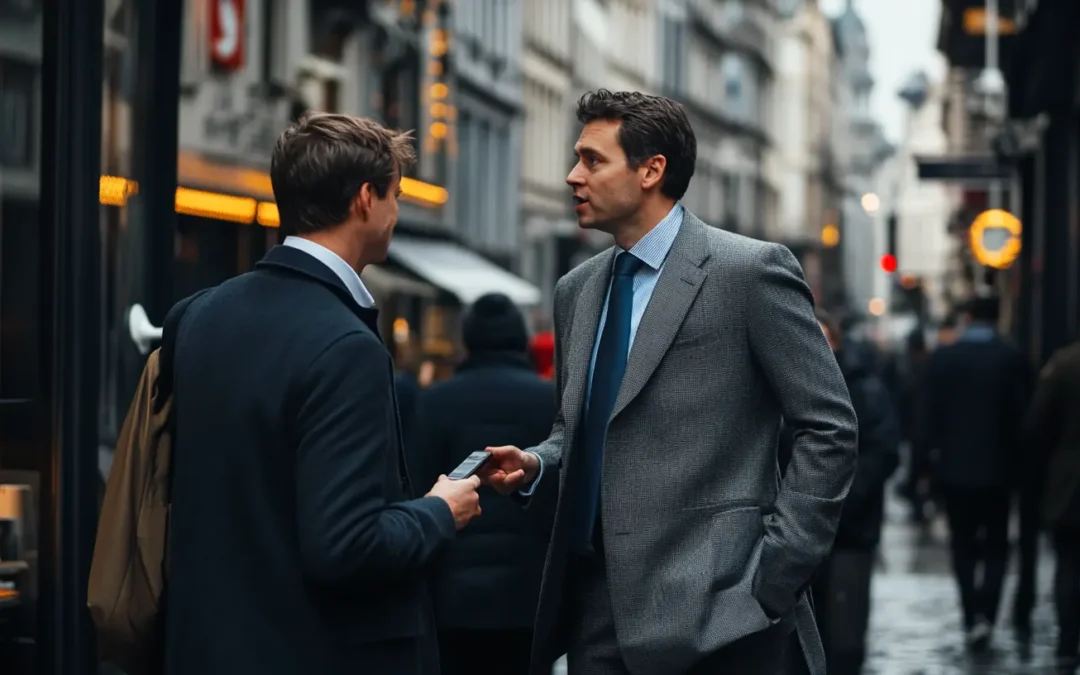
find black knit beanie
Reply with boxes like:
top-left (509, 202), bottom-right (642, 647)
top-left (462, 293), bottom-right (529, 354)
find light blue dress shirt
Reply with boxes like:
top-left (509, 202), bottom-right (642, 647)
top-left (283, 236), bottom-right (376, 308)
top-left (521, 204), bottom-right (685, 496)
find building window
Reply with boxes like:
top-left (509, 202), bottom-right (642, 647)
top-left (478, 120), bottom-right (491, 240)
top-left (660, 16), bottom-right (685, 93)
top-left (456, 110), bottom-right (472, 236)
top-left (722, 172), bottom-right (739, 228)
top-left (721, 53), bottom-right (760, 122)
top-left (0, 59), bottom-right (35, 170)
top-left (380, 51), bottom-right (420, 137)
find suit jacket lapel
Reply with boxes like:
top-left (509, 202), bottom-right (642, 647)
top-left (562, 249), bottom-right (616, 440)
top-left (611, 213), bottom-right (710, 420)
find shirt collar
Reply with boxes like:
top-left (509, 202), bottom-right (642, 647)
top-left (618, 203), bottom-right (684, 271)
top-left (958, 323), bottom-right (997, 343)
top-left (282, 236), bottom-right (376, 308)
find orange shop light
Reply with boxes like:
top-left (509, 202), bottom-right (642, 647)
top-left (99, 178), bottom-right (447, 223)
top-left (99, 175), bottom-right (139, 207)
top-left (175, 151), bottom-right (449, 208)
top-left (174, 187), bottom-right (258, 224)
top-left (256, 202), bottom-right (280, 228)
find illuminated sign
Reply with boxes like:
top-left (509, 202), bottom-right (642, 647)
top-left (423, 1), bottom-right (455, 156)
top-left (969, 208), bottom-right (1021, 269)
top-left (97, 175), bottom-right (449, 225)
top-left (210, 0), bottom-right (245, 71)
top-left (820, 224), bottom-right (840, 248)
top-left (962, 8), bottom-right (1017, 36)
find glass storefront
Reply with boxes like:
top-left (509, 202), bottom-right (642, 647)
top-left (0, 0), bottom-right (520, 669)
top-left (1, 0), bottom-right (106, 672)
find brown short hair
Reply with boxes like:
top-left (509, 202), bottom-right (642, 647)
top-left (575, 89), bottom-right (697, 201)
top-left (270, 112), bottom-right (417, 234)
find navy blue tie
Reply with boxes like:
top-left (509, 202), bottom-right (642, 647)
top-left (573, 251), bottom-right (643, 552)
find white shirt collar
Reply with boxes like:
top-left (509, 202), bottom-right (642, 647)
top-left (282, 236), bottom-right (376, 308)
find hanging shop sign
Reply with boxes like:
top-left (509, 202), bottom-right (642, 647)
top-left (210, 0), bottom-right (245, 71)
top-left (969, 208), bottom-right (1022, 269)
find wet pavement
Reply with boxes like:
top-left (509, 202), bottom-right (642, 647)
top-left (553, 490), bottom-right (1065, 674)
top-left (863, 492), bottom-right (1061, 674)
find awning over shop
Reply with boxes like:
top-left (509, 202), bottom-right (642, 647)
top-left (361, 264), bottom-right (439, 299)
top-left (388, 235), bottom-right (542, 306)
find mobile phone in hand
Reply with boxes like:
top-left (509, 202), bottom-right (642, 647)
top-left (447, 451), bottom-right (492, 480)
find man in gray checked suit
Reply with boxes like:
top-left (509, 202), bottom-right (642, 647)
top-left (481, 90), bottom-right (858, 675)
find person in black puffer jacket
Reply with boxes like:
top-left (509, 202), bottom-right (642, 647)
top-left (799, 309), bottom-right (900, 675)
top-left (405, 293), bottom-right (555, 675)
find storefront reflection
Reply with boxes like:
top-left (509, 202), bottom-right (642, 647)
top-left (0, 0), bottom-right (44, 670)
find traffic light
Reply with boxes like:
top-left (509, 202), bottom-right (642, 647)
top-left (879, 212), bottom-right (899, 273)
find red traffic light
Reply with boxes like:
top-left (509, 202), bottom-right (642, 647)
top-left (880, 253), bottom-right (897, 273)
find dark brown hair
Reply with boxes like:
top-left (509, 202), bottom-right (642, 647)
top-left (575, 89), bottom-right (697, 201)
top-left (270, 112), bottom-right (416, 234)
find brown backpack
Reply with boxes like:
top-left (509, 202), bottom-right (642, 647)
top-left (88, 349), bottom-right (172, 675)
top-left (87, 292), bottom-right (204, 675)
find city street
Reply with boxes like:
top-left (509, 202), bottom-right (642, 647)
top-left (553, 491), bottom-right (1061, 674)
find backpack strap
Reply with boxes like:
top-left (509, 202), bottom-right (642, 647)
top-left (156, 288), bottom-right (211, 405)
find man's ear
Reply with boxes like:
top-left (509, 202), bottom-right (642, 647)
top-left (353, 182), bottom-right (373, 219)
top-left (640, 155), bottom-right (667, 191)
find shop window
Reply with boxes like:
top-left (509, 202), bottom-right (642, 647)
top-left (173, 217), bottom-right (276, 301)
top-left (379, 50), bottom-right (420, 146)
top-left (0, 59), bottom-right (35, 170)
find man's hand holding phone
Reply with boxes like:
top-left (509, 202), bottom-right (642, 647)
top-left (426, 475), bottom-right (481, 531)
top-left (477, 445), bottom-right (540, 495)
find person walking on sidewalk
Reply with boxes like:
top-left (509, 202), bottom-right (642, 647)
top-left (407, 293), bottom-right (556, 675)
top-left (809, 310), bottom-right (900, 675)
top-left (1026, 340), bottom-right (1080, 671)
top-left (922, 296), bottom-right (1033, 651)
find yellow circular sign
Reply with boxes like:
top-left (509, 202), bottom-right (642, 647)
top-left (969, 209), bottom-right (1022, 269)
top-left (821, 224), bottom-right (840, 248)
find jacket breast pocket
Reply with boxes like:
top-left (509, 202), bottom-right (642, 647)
top-left (670, 306), bottom-right (734, 350)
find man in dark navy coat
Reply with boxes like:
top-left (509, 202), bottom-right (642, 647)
top-left (164, 113), bottom-right (482, 675)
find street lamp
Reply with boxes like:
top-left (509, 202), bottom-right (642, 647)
top-left (868, 297), bottom-right (886, 317)
top-left (861, 192), bottom-right (880, 214)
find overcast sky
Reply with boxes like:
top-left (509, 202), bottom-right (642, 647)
top-left (819, 0), bottom-right (947, 142)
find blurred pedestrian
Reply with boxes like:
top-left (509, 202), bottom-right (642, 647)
top-left (407, 293), bottom-right (555, 675)
top-left (163, 113), bottom-right (482, 675)
top-left (936, 312), bottom-right (960, 347)
top-left (898, 328), bottom-right (933, 525)
top-left (810, 310), bottom-right (900, 675)
top-left (1025, 340), bottom-right (1080, 670)
top-left (479, 89), bottom-right (857, 675)
top-left (922, 296), bottom-right (1033, 651)
top-left (529, 330), bottom-right (556, 380)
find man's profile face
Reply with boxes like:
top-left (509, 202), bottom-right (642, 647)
top-left (566, 119), bottom-right (645, 233)
top-left (357, 173), bottom-right (401, 261)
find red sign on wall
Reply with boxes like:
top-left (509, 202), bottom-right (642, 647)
top-left (210, 0), bottom-right (245, 71)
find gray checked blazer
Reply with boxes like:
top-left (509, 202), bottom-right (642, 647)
top-left (525, 212), bottom-right (859, 675)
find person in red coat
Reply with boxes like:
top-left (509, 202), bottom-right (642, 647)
top-left (529, 331), bottom-right (555, 380)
